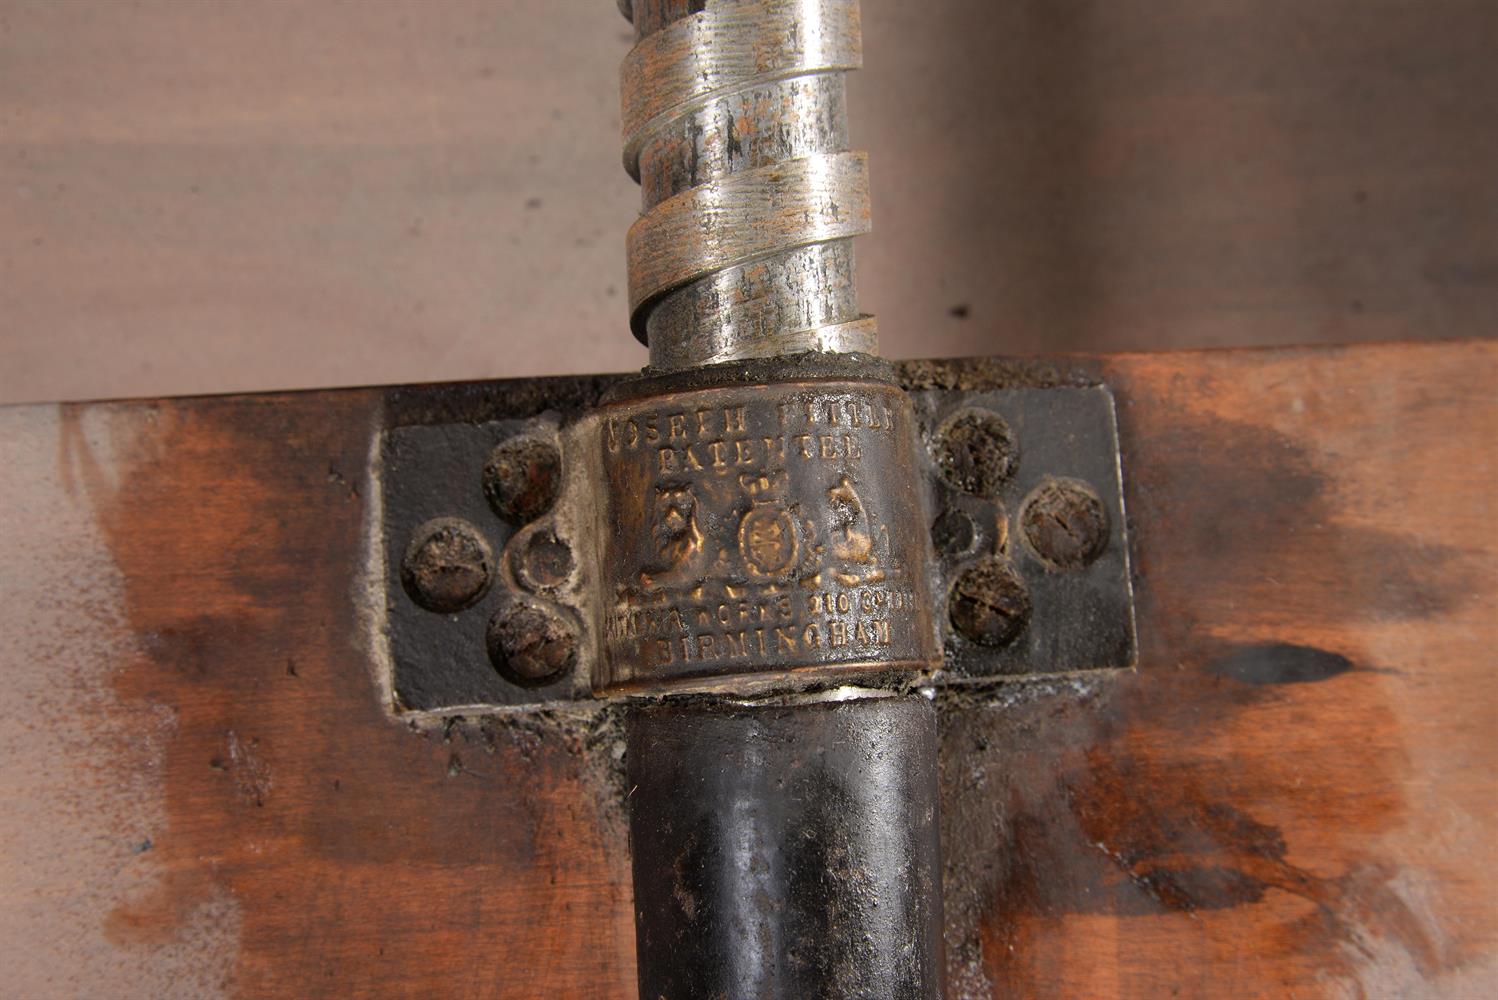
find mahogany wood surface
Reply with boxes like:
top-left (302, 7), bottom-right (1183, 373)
top-left (1, 340), bottom-right (1495, 998)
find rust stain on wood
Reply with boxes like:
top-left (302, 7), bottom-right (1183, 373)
top-left (3, 342), bottom-right (1496, 997)
top-left (941, 343), bottom-right (1498, 998)
top-left (70, 394), bottom-right (635, 996)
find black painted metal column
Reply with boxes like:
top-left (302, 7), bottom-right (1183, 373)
top-left (626, 695), bottom-right (945, 999)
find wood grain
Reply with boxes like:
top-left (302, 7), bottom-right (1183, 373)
top-left (0, 392), bottom-right (636, 997)
top-left (5, 1), bottom-right (1497, 403)
top-left (1, 340), bottom-right (1495, 997)
top-left (944, 342), bottom-right (1498, 997)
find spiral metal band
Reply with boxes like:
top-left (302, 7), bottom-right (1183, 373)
top-left (619, 0), bottom-right (877, 370)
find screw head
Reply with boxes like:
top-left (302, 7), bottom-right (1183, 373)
top-left (483, 437), bottom-right (561, 525)
top-left (487, 601), bottom-right (577, 687)
top-left (515, 530), bottom-right (575, 592)
top-left (949, 557), bottom-right (1031, 648)
top-left (1020, 478), bottom-right (1109, 570)
top-left (931, 507), bottom-right (978, 557)
top-left (401, 518), bottom-right (494, 613)
top-left (935, 409), bottom-right (1018, 497)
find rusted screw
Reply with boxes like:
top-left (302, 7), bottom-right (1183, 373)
top-left (949, 557), bottom-right (1031, 648)
top-left (934, 409), bottom-right (1017, 497)
top-left (400, 517), bottom-right (494, 613)
top-left (1020, 478), bottom-right (1109, 570)
top-left (487, 601), bottom-right (577, 687)
top-left (516, 530), bottom-right (575, 592)
top-left (931, 508), bottom-right (977, 558)
top-left (483, 436), bottom-right (562, 524)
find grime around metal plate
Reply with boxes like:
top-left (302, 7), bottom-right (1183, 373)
top-left (592, 380), bottom-right (942, 693)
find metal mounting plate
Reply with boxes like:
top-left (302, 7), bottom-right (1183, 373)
top-left (372, 367), bottom-right (1136, 714)
top-left (380, 419), bottom-right (580, 710)
top-left (911, 385), bottom-right (1136, 682)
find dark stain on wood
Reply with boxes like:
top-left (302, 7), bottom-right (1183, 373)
top-left (1206, 643), bottom-right (1355, 686)
top-left (938, 653), bottom-right (1422, 996)
top-left (938, 348), bottom-right (1496, 997)
top-left (1119, 403), bottom-right (1479, 643)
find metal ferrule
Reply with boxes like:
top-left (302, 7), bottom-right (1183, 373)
top-left (619, 0), bottom-right (877, 370)
top-left (590, 370), bottom-right (940, 696)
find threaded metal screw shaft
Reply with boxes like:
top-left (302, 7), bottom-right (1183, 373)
top-left (619, 0), bottom-right (877, 371)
